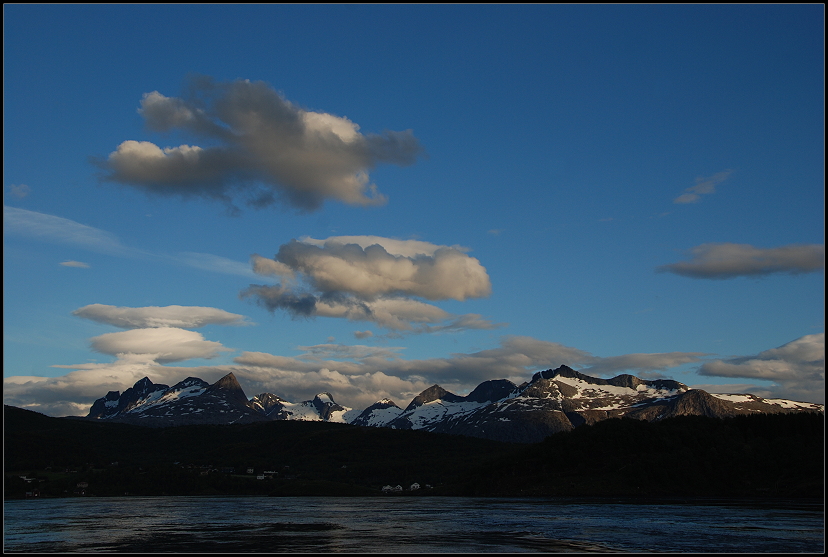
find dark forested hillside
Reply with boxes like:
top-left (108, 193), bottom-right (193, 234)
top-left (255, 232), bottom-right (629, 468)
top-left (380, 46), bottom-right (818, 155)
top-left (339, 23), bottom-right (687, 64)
top-left (4, 405), bottom-right (823, 499)
top-left (454, 412), bottom-right (824, 498)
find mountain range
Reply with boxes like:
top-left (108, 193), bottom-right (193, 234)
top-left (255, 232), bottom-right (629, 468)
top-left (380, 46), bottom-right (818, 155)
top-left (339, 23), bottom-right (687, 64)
top-left (86, 365), bottom-right (823, 443)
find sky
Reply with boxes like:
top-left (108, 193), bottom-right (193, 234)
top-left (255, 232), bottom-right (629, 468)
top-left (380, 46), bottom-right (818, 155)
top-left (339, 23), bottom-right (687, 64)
top-left (3, 4), bottom-right (824, 417)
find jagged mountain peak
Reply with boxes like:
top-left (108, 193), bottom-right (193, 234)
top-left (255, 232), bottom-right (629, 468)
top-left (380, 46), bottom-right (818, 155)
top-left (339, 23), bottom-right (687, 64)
top-left (534, 365), bottom-right (596, 384)
top-left (534, 366), bottom-right (688, 393)
top-left (252, 392), bottom-right (285, 403)
top-left (133, 376), bottom-right (155, 391)
top-left (404, 384), bottom-right (464, 412)
top-left (465, 379), bottom-right (517, 404)
top-left (204, 372), bottom-right (249, 403)
top-left (207, 372), bottom-right (243, 391)
top-left (310, 392), bottom-right (348, 421)
top-left (170, 377), bottom-right (210, 390)
top-left (350, 398), bottom-right (403, 427)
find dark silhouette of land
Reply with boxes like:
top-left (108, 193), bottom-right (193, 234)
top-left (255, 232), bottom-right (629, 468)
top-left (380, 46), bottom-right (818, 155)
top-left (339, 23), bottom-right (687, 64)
top-left (4, 405), bottom-right (823, 499)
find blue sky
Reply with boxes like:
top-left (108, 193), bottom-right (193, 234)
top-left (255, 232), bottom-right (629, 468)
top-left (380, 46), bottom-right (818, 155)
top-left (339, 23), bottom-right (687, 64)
top-left (4, 4), bottom-right (824, 416)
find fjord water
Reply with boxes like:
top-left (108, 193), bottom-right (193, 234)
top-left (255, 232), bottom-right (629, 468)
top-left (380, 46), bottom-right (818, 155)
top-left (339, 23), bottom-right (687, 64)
top-left (4, 496), bottom-right (823, 553)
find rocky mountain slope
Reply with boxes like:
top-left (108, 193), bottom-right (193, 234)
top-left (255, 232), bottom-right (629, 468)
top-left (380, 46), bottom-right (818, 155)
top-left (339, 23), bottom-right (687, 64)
top-left (86, 365), bottom-right (823, 442)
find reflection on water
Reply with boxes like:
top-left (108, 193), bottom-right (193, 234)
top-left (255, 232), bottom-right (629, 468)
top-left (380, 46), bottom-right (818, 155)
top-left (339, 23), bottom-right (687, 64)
top-left (4, 496), bottom-right (823, 553)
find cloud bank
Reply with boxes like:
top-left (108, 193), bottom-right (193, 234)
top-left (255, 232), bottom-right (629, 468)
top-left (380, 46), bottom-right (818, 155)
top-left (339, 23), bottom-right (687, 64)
top-left (657, 243), bottom-right (824, 279)
top-left (242, 236), bottom-right (499, 333)
top-left (99, 77), bottom-right (423, 212)
top-left (4, 329), bottom-right (713, 416)
top-left (696, 333), bottom-right (824, 403)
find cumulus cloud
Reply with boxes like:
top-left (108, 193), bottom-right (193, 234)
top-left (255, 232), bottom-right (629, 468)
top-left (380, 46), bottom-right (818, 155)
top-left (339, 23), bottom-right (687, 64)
top-left (60, 260), bottom-right (90, 268)
top-left (89, 328), bottom-right (232, 363)
top-left (696, 334), bottom-right (825, 403)
top-left (673, 169), bottom-right (732, 204)
top-left (242, 235), bottom-right (498, 333)
top-left (73, 303), bottom-right (249, 329)
top-left (99, 77), bottom-right (423, 212)
top-left (273, 237), bottom-right (491, 301)
top-left (657, 243), bottom-right (824, 279)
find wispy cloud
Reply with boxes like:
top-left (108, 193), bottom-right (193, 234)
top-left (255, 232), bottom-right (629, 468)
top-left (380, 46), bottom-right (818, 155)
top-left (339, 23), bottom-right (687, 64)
top-left (4, 206), bottom-right (256, 278)
top-left (176, 252), bottom-right (260, 278)
top-left (657, 243), bottom-right (824, 279)
top-left (4, 206), bottom-right (138, 256)
top-left (673, 169), bottom-right (732, 204)
top-left (581, 351), bottom-right (708, 378)
top-left (97, 76), bottom-right (423, 212)
top-left (7, 184), bottom-right (30, 198)
top-left (60, 260), bottom-right (90, 268)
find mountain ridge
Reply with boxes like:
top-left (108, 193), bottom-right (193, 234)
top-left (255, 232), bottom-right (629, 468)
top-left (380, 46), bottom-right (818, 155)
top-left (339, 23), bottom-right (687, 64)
top-left (83, 365), bottom-right (823, 443)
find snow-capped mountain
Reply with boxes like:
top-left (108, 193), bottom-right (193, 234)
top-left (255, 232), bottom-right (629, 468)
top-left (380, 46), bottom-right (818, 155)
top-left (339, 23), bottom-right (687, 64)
top-left (86, 366), bottom-right (823, 442)
top-left (366, 366), bottom-right (824, 443)
top-left (350, 399), bottom-right (403, 427)
top-left (88, 372), bottom-right (352, 427)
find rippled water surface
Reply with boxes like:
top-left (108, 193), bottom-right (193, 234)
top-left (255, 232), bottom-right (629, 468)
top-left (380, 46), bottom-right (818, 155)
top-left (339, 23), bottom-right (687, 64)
top-left (4, 496), bottom-right (823, 553)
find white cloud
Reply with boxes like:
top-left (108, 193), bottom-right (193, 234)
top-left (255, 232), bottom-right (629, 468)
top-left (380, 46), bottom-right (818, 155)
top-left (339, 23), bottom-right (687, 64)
top-left (243, 235), bottom-right (497, 333)
top-left (314, 296), bottom-right (453, 331)
top-left (697, 334), bottom-right (824, 403)
top-left (3, 354), bottom-right (166, 417)
top-left (89, 327), bottom-right (232, 363)
top-left (73, 304), bottom-right (249, 329)
top-left (274, 237), bottom-right (491, 301)
top-left (657, 243), bottom-right (824, 279)
top-left (99, 78), bottom-right (423, 212)
top-left (673, 169), bottom-right (732, 204)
